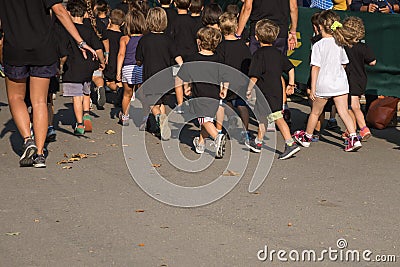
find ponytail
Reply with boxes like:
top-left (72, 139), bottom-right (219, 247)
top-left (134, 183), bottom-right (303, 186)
top-left (85, 0), bottom-right (102, 39)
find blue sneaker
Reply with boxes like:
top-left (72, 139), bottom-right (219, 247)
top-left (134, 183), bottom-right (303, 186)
top-left (46, 126), bottom-right (56, 143)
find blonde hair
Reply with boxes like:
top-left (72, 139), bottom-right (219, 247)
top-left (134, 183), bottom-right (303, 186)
top-left (342, 16), bottom-right (365, 45)
top-left (125, 10), bottom-right (147, 35)
top-left (146, 7), bottom-right (168, 32)
top-left (197, 27), bottom-right (222, 52)
top-left (219, 12), bottom-right (237, 36)
top-left (318, 10), bottom-right (360, 47)
top-left (255, 19), bottom-right (279, 44)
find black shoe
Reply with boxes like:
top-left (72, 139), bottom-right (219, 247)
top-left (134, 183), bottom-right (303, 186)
top-left (326, 119), bottom-right (339, 130)
top-left (45, 126), bottom-right (57, 143)
top-left (97, 86), bottom-right (106, 107)
top-left (246, 139), bottom-right (262, 153)
top-left (278, 143), bottom-right (300, 160)
top-left (33, 154), bottom-right (46, 168)
top-left (20, 138), bottom-right (37, 167)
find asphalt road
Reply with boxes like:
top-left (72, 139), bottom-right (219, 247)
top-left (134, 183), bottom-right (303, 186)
top-left (0, 79), bottom-right (399, 266)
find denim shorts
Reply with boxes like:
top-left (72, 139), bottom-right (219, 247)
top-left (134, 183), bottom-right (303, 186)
top-left (4, 62), bottom-right (58, 80)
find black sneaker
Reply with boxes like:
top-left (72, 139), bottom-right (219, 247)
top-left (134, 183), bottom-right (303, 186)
top-left (33, 154), bottom-right (46, 168)
top-left (46, 126), bottom-right (57, 143)
top-left (20, 138), bottom-right (37, 167)
top-left (326, 119), bottom-right (340, 130)
top-left (246, 139), bottom-right (262, 153)
top-left (97, 86), bottom-right (106, 107)
top-left (278, 143), bottom-right (300, 160)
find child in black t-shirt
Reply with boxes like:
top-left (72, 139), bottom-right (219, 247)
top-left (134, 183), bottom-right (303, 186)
top-left (177, 27), bottom-right (228, 159)
top-left (94, 0), bottom-right (110, 27)
top-left (104, 9), bottom-right (124, 94)
top-left (159, 0), bottom-right (177, 36)
top-left (190, 0), bottom-right (204, 33)
top-left (343, 17), bottom-right (376, 141)
top-left (136, 7), bottom-right (183, 140)
top-left (170, 0), bottom-right (198, 113)
top-left (201, 3), bottom-right (223, 29)
top-left (217, 12), bottom-right (252, 146)
top-left (247, 19), bottom-right (300, 160)
top-left (62, 0), bottom-right (105, 136)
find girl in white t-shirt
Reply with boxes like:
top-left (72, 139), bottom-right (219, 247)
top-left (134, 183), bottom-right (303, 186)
top-left (293, 10), bottom-right (361, 152)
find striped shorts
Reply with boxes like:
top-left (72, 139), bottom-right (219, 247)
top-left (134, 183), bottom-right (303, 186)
top-left (198, 117), bottom-right (214, 125)
top-left (122, 65), bottom-right (143, 85)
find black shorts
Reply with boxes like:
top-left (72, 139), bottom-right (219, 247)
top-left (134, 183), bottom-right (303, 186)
top-left (4, 62), bottom-right (58, 80)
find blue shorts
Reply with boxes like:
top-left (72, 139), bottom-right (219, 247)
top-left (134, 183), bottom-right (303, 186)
top-left (4, 62), bottom-right (58, 80)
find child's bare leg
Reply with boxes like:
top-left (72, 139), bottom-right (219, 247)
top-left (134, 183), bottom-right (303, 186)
top-left (257, 123), bottom-right (266, 141)
top-left (106, 81), bottom-right (118, 92)
top-left (151, 105), bottom-right (161, 116)
top-left (83, 94), bottom-right (90, 113)
top-left (73, 96), bottom-right (84, 124)
top-left (216, 105), bottom-right (224, 132)
top-left (330, 105), bottom-right (337, 120)
top-left (174, 78), bottom-right (184, 107)
top-left (122, 83), bottom-right (133, 115)
top-left (306, 97), bottom-right (327, 135)
top-left (333, 94), bottom-right (356, 134)
top-left (351, 96), bottom-right (367, 129)
top-left (199, 121), bottom-right (219, 144)
top-left (275, 118), bottom-right (292, 140)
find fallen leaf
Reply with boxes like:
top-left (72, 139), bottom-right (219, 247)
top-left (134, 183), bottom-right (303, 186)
top-left (89, 140), bottom-right (95, 143)
top-left (252, 192), bottom-right (260, 195)
top-left (34, 219), bottom-right (40, 223)
top-left (160, 226), bottom-right (169, 229)
top-left (105, 129), bottom-right (116, 135)
top-left (62, 166), bottom-right (72, 169)
top-left (71, 153), bottom-right (88, 159)
top-left (138, 243), bottom-right (145, 247)
top-left (122, 144), bottom-right (129, 147)
top-left (57, 160), bottom-right (69, 164)
top-left (6, 232), bottom-right (20, 236)
top-left (91, 152), bottom-right (99, 156)
top-left (68, 157), bottom-right (80, 162)
top-left (288, 222), bottom-right (293, 227)
top-left (107, 144), bottom-right (117, 147)
top-left (63, 153), bottom-right (68, 158)
top-left (135, 209), bottom-right (145, 213)
top-left (152, 164), bottom-right (161, 168)
top-left (222, 170), bottom-right (240, 176)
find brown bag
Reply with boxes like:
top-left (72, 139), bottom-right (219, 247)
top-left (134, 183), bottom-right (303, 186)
top-left (366, 96), bottom-right (399, 129)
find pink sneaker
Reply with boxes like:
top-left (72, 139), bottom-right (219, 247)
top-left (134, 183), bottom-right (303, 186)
top-left (293, 130), bottom-right (312, 148)
top-left (359, 126), bottom-right (371, 141)
top-left (345, 136), bottom-right (362, 152)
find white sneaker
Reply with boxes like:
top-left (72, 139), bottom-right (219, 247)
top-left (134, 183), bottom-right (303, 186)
top-left (159, 114), bottom-right (171, 141)
top-left (193, 137), bottom-right (205, 154)
top-left (214, 133), bottom-right (226, 159)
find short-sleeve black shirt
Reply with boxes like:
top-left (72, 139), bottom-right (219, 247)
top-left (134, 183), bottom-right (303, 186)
top-left (248, 46), bottom-right (294, 113)
top-left (61, 23), bottom-right (103, 83)
top-left (162, 6), bottom-right (178, 36)
top-left (170, 14), bottom-right (198, 60)
top-left (104, 29), bottom-right (124, 81)
top-left (0, 0), bottom-right (62, 66)
top-left (136, 32), bottom-right (179, 81)
top-left (345, 42), bottom-right (376, 96)
top-left (177, 53), bottom-right (224, 117)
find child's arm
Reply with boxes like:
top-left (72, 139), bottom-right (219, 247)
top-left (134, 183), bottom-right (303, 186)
top-left (96, 49), bottom-right (106, 70)
top-left (175, 56), bottom-right (183, 66)
top-left (310, 65), bottom-right (320, 101)
top-left (220, 82), bottom-right (229, 99)
top-left (116, 36), bottom-right (128, 81)
top-left (51, 3), bottom-right (97, 60)
top-left (246, 77), bottom-right (258, 100)
top-left (102, 39), bottom-right (110, 64)
top-left (369, 60), bottom-right (376, 66)
top-left (285, 68), bottom-right (296, 96)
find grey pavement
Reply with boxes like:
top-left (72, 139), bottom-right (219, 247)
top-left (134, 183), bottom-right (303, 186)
top-left (0, 79), bottom-right (399, 266)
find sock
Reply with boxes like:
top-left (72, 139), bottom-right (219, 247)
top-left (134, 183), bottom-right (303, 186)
top-left (285, 138), bottom-right (295, 146)
top-left (313, 130), bottom-right (320, 136)
top-left (349, 133), bottom-right (357, 138)
top-left (255, 138), bottom-right (262, 144)
top-left (329, 118), bottom-right (337, 122)
top-left (83, 110), bottom-right (90, 116)
top-left (283, 103), bottom-right (289, 110)
top-left (218, 130), bottom-right (223, 134)
top-left (360, 126), bottom-right (367, 131)
top-left (77, 122), bottom-right (84, 126)
top-left (305, 132), bottom-right (313, 139)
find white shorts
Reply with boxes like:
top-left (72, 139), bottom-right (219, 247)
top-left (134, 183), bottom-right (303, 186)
top-left (93, 69), bottom-right (103, 77)
top-left (198, 117), bottom-right (214, 125)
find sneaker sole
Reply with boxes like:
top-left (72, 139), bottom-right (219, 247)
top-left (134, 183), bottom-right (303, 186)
top-left (278, 146), bottom-right (301, 160)
top-left (293, 136), bottom-right (310, 148)
top-left (97, 87), bottom-right (106, 107)
top-left (361, 132), bottom-right (371, 141)
top-left (193, 138), bottom-right (205, 154)
top-left (84, 119), bottom-right (93, 132)
top-left (33, 162), bottom-right (46, 168)
top-left (215, 135), bottom-right (226, 159)
top-left (345, 142), bottom-right (362, 152)
top-left (159, 114), bottom-right (171, 141)
top-left (19, 145), bottom-right (37, 167)
top-left (245, 143), bottom-right (261, 153)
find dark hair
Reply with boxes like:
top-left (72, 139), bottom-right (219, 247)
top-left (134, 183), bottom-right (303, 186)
top-left (130, 0), bottom-right (150, 15)
top-left (160, 0), bottom-right (172, 5)
top-left (175, 0), bottom-right (191, 10)
top-left (311, 12), bottom-right (320, 27)
top-left (225, 4), bottom-right (239, 16)
top-left (125, 9), bottom-right (147, 35)
top-left (67, 0), bottom-right (87, 18)
top-left (189, 0), bottom-right (204, 14)
top-left (201, 3), bottom-right (222, 26)
top-left (85, 0), bottom-right (102, 39)
top-left (110, 9), bottom-right (125, 26)
top-left (197, 26), bottom-right (222, 51)
top-left (95, 0), bottom-right (109, 13)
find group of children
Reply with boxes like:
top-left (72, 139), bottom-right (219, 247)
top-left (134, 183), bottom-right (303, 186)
top-left (12, 0), bottom-right (376, 167)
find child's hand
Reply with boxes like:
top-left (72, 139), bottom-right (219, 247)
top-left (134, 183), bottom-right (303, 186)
top-left (99, 62), bottom-right (106, 71)
top-left (184, 86), bottom-right (191, 96)
top-left (116, 72), bottom-right (121, 82)
top-left (246, 90), bottom-right (252, 100)
top-left (220, 90), bottom-right (227, 99)
top-left (286, 84), bottom-right (295, 95)
top-left (310, 88), bottom-right (317, 101)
